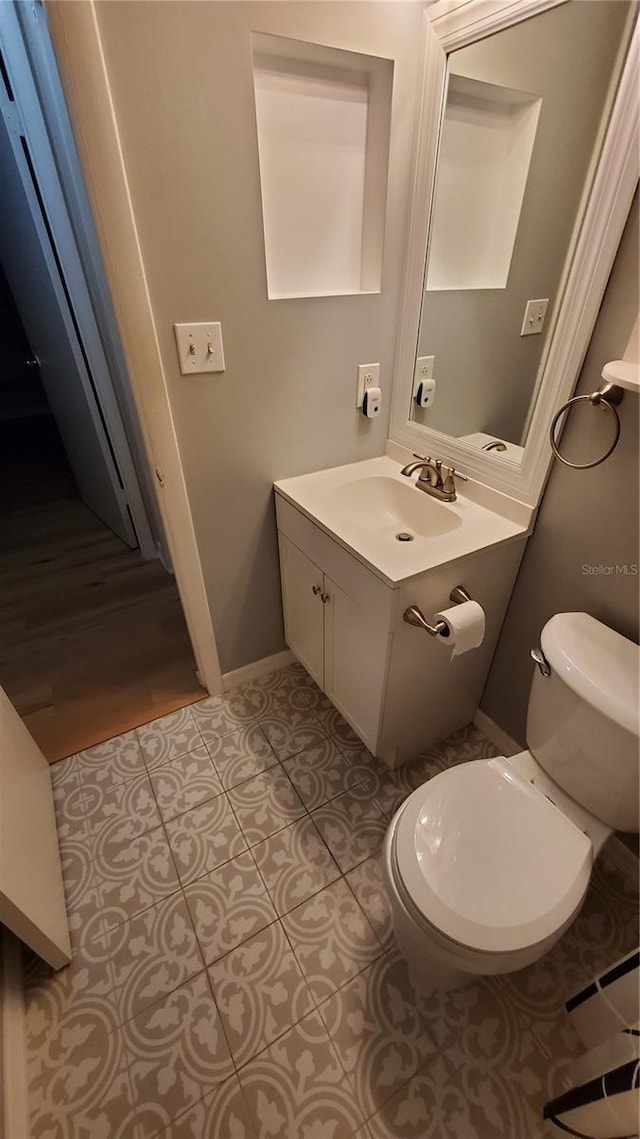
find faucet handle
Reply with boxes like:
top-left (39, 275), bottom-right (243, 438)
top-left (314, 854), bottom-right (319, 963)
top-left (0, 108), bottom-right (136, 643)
top-left (441, 465), bottom-right (469, 499)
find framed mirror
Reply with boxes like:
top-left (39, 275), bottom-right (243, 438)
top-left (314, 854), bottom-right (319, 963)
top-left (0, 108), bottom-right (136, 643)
top-left (391, 0), bottom-right (638, 507)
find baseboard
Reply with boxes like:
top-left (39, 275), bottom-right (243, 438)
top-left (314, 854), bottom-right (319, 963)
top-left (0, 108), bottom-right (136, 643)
top-left (473, 708), bottom-right (522, 757)
top-left (474, 712), bottom-right (639, 887)
top-left (222, 649), bottom-right (295, 692)
top-left (1, 929), bottom-right (30, 1139)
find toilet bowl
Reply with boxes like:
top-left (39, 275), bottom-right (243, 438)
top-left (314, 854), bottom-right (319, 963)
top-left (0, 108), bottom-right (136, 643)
top-left (383, 612), bottom-right (639, 993)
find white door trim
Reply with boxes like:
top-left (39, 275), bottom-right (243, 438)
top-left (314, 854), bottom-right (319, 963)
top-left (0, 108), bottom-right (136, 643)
top-left (0, 4), bottom-right (150, 552)
top-left (15, 0), bottom-right (169, 564)
top-left (46, 1), bottom-right (222, 696)
top-left (0, 931), bottom-right (29, 1139)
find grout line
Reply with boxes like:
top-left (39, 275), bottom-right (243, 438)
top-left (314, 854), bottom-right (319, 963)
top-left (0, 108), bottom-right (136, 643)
top-left (45, 676), bottom-right (623, 1139)
top-left (214, 937), bottom-right (317, 1077)
top-left (53, 682), bottom-right (404, 1109)
top-left (61, 727), bottom-right (386, 948)
top-left (245, 816), bottom-right (342, 918)
top-left (279, 893), bottom-right (386, 1013)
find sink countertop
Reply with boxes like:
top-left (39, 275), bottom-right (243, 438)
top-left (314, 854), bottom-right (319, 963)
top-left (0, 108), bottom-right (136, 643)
top-left (274, 456), bottom-right (530, 586)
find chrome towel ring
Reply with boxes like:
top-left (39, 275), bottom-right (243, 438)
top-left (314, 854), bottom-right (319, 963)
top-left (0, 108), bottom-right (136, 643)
top-left (550, 381), bottom-right (623, 469)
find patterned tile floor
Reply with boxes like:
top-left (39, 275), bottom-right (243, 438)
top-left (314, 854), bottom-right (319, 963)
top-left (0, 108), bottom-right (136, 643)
top-left (25, 662), bottom-right (639, 1138)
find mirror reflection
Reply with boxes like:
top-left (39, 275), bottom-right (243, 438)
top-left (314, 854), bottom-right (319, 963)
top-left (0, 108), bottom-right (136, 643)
top-left (411, 0), bottom-right (632, 461)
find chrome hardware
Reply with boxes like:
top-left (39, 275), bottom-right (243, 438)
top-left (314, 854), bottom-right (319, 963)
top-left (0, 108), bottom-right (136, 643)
top-left (26, 355), bottom-right (40, 369)
top-left (593, 381), bottom-right (624, 406)
top-left (404, 606), bottom-right (448, 637)
top-left (403, 585), bottom-right (472, 638)
top-left (550, 382), bottom-right (623, 469)
top-left (312, 585), bottom-right (321, 596)
top-left (399, 455), bottom-right (432, 478)
top-left (400, 455), bottom-right (468, 502)
top-left (441, 466), bottom-right (468, 501)
top-left (400, 457), bottom-right (439, 488)
top-left (449, 585), bottom-right (471, 605)
top-left (481, 440), bottom-right (507, 452)
top-left (530, 648), bottom-right (551, 677)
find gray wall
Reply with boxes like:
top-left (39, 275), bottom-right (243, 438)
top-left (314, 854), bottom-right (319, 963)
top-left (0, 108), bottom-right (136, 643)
top-left (415, 0), bottom-right (631, 444)
top-left (94, 0), bottom-right (424, 673)
top-left (482, 191), bottom-right (639, 746)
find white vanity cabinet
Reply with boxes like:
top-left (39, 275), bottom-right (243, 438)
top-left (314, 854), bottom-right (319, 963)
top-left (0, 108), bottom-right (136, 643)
top-left (276, 486), bottom-right (527, 767)
top-left (278, 516), bottom-right (393, 753)
top-left (278, 539), bottom-right (325, 688)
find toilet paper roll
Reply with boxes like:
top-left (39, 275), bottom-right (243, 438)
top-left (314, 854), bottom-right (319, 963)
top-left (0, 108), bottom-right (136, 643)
top-left (434, 600), bottom-right (485, 657)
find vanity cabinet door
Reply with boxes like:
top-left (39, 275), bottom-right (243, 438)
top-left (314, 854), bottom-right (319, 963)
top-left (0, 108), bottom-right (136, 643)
top-left (279, 536), bottom-right (324, 687)
top-left (323, 575), bottom-right (389, 753)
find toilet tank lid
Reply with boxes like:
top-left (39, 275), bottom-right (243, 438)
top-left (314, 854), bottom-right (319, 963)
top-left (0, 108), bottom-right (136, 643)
top-left (541, 613), bottom-right (640, 737)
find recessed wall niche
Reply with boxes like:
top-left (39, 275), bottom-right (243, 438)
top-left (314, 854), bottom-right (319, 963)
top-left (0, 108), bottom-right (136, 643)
top-left (426, 73), bottom-right (542, 292)
top-left (251, 33), bottom-right (393, 300)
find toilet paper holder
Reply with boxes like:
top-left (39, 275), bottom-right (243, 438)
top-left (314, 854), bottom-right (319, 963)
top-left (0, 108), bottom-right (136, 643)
top-left (403, 586), bottom-right (471, 638)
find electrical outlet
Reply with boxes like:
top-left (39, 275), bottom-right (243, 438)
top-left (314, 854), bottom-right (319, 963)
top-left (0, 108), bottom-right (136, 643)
top-left (415, 355), bottom-right (434, 383)
top-left (520, 299), bottom-right (549, 337)
top-left (174, 322), bottom-right (225, 374)
top-left (356, 362), bottom-right (380, 408)
top-left (414, 355), bottom-right (434, 399)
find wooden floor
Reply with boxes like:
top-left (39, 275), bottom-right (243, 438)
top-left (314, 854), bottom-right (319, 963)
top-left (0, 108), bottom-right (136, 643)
top-left (0, 417), bottom-right (205, 761)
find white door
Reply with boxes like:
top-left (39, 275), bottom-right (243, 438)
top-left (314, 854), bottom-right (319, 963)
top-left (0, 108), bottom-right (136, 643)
top-left (0, 56), bottom-right (136, 546)
top-left (279, 536), bottom-right (324, 687)
top-left (0, 687), bottom-right (71, 970)
top-left (324, 575), bottom-right (390, 753)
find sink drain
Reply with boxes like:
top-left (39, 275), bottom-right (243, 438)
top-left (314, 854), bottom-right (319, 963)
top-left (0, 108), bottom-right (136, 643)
top-left (396, 532), bottom-right (414, 542)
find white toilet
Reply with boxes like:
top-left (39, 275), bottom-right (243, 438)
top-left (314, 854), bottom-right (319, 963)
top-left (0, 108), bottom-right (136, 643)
top-left (383, 612), bottom-right (640, 994)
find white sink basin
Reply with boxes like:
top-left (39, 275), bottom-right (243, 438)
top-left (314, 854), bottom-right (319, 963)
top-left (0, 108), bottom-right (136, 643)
top-left (331, 476), bottom-right (462, 539)
top-left (275, 456), bottom-right (529, 584)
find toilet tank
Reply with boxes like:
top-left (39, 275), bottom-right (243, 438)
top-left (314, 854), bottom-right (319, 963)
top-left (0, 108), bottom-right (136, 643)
top-left (526, 613), bottom-right (640, 832)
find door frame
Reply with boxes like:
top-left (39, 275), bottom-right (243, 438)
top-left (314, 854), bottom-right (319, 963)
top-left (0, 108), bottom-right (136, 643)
top-left (0, 4), bottom-right (151, 552)
top-left (16, 0), bottom-right (172, 566)
top-left (44, 0), bottom-right (223, 696)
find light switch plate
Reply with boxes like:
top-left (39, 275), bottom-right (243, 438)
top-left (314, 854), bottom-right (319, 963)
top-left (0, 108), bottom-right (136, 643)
top-left (174, 322), bottom-right (225, 374)
top-left (356, 362), bottom-right (380, 408)
top-left (520, 299), bottom-right (549, 337)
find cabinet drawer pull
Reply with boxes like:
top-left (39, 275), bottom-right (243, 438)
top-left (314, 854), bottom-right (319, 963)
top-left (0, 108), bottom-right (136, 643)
top-left (320, 592), bottom-right (330, 604)
top-left (312, 584), bottom-right (321, 596)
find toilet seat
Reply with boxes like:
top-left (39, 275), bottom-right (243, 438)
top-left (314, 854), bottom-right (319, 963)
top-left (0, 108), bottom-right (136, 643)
top-left (394, 758), bottom-right (593, 956)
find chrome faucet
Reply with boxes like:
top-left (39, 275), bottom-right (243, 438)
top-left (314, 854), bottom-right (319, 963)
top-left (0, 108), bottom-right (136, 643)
top-left (400, 454), bottom-right (468, 502)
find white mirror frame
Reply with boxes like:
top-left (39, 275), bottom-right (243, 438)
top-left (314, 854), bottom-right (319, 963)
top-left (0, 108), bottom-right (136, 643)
top-left (390, 0), bottom-right (639, 508)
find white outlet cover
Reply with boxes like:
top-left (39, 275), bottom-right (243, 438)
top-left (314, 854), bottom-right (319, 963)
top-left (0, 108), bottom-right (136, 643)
top-left (415, 355), bottom-right (434, 382)
top-left (174, 322), bottom-right (225, 374)
top-left (356, 362), bottom-right (380, 408)
top-left (520, 299), bottom-right (549, 337)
